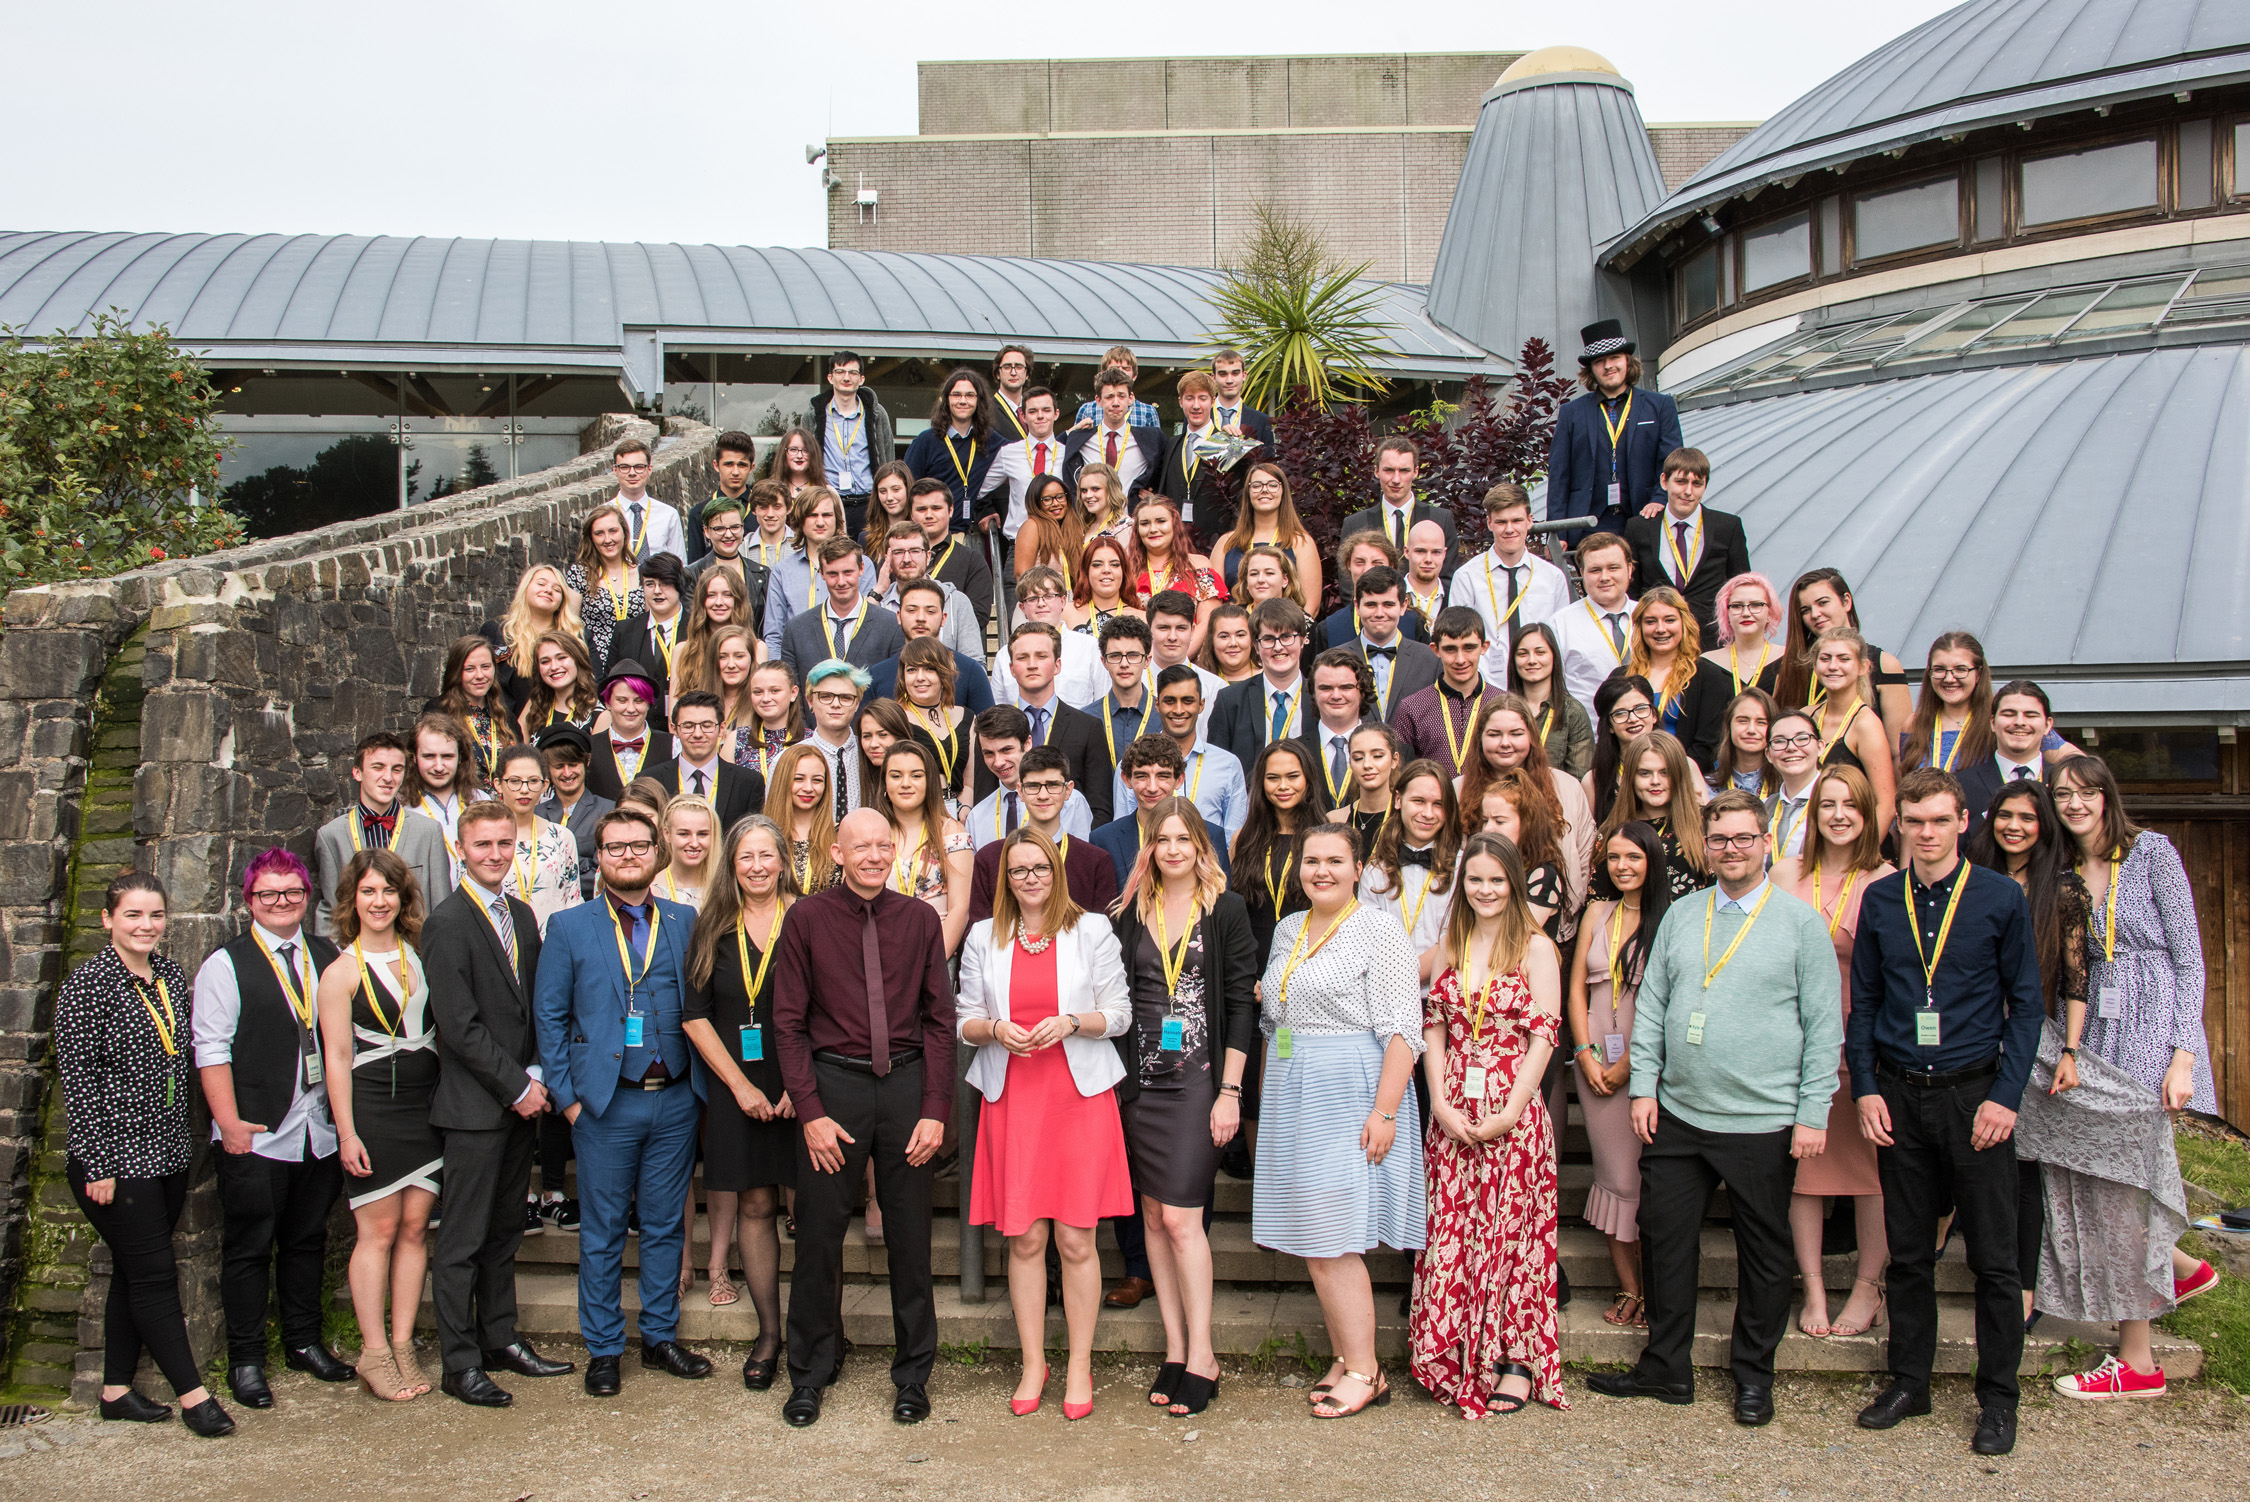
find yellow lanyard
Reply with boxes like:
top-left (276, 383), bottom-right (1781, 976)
top-left (1319, 730), bottom-right (1353, 805)
top-left (347, 803), bottom-right (393, 853)
top-left (753, 533), bottom-right (783, 567)
top-left (1664, 510), bottom-right (1702, 586)
top-left (911, 705), bottom-right (956, 786)
top-left (1099, 681), bottom-right (1152, 764)
top-left (660, 868), bottom-right (688, 903)
top-left (1818, 698), bottom-right (1861, 763)
top-left (1263, 847), bottom-right (1286, 916)
top-left (943, 431), bottom-right (977, 494)
top-left (604, 564), bottom-right (631, 622)
top-left (1813, 866), bottom-right (1860, 940)
top-left (1184, 744), bottom-right (1211, 805)
top-left (1932, 717), bottom-right (1963, 772)
top-left (890, 826), bottom-right (927, 895)
top-left (820, 598), bottom-right (869, 660)
top-left (1730, 640), bottom-right (1770, 696)
top-left (1582, 597), bottom-right (1626, 667)
top-left (351, 938), bottom-right (409, 1036)
top-left (421, 796), bottom-right (461, 865)
top-left (1154, 899), bottom-right (1199, 997)
top-left (736, 903), bottom-right (786, 1007)
top-left (1277, 900), bottom-right (1359, 1022)
top-left (999, 401), bottom-right (1028, 441)
top-left (1482, 553), bottom-right (1532, 635)
top-left (609, 899), bottom-right (662, 1008)
top-left (931, 535), bottom-right (958, 578)
top-left (2100, 849), bottom-right (2121, 962)
top-left (131, 971), bottom-right (179, 1056)
top-left (1407, 584), bottom-right (1442, 622)
top-left (1465, 966), bottom-right (1501, 1048)
top-left (1601, 391), bottom-right (1633, 455)
top-left (1532, 699), bottom-right (1555, 747)
top-left (829, 410), bottom-right (861, 467)
top-left (469, 710), bottom-right (501, 781)
top-left (252, 930), bottom-right (316, 1032)
top-left (651, 618), bottom-right (677, 678)
top-left (1605, 902), bottom-right (1629, 1013)
top-left (1907, 862), bottom-right (1972, 1000)
top-left (1437, 685), bottom-right (1479, 772)
top-left (1265, 683), bottom-right (1303, 744)
top-left (1400, 865), bottom-right (1436, 936)
top-left (1700, 885), bottom-right (1774, 989)
top-left (622, 502), bottom-right (651, 562)
top-left (1182, 427), bottom-right (1208, 488)
top-left (513, 838), bottom-right (538, 902)
top-left (1773, 793), bottom-right (1809, 855)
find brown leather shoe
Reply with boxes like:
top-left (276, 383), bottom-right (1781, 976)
top-left (1104, 1277), bottom-right (1155, 1310)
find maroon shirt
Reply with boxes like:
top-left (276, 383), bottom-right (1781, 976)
top-left (966, 833), bottom-right (1120, 925)
top-left (1392, 678), bottom-right (1502, 781)
top-left (773, 880), bottom-right (956, 1123)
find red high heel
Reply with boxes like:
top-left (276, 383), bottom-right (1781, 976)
top-left (1011, 1363), bottom-right (1050, 1417)
top-left (1064, 1386), bottom-right (1094, 1421)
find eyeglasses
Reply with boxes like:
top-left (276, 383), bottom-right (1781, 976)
top-left (2052, 788), bottom-right (2102, 808)
top-left (248, 887), bottom-right (309, 907)
top-left (1104, 649), bottom-right (1148, 667)
top-left (1007, 863), bottom-right (1053, 880)
top-left (1247, 478), bottom-right (1284, 492)
top-left (1020, 592), bottom-right (1062, 605)
top-left (612, 462), bottom-right (651, 475)
top-left (707, 524), bottom-right (745, 538)
top-left (1019, 779), bottom-right (1068, 795)
top-left (599, 840), bottom-right (657, 857)
top-left (1768, 732), bottom-right (1818, 750)
top-left (1610, 705), bottom-right (1655, 725)
top-left (809, 691), bottom-right (859, 707)
top-left (1257, 634), bottom-right (1303, 649)
top-left (1928, 666), bottom-right (1977, 681)
top-left (1706, 832), bottom-right (1766, 852)
top-left (498, 776), bottom-right (546, 792)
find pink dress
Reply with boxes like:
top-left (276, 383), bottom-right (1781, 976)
top-left (967, 940), bottom-right (1136, 1236)
top-left (1790, 864), bottom-right (1892, 1198)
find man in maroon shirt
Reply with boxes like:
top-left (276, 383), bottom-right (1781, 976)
top-left (772, 808), bottom-right (956, 1428)
top-left (1392, 605), bottom-right (1504, 780)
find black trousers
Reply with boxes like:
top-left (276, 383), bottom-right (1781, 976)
top-left (1633, 1110), bottom-right (1797, 1392)
top-left (213, 1146), bottom-right (343, 1365)
top-left (1875, 1067), bottom-right (2021, 1409)
top-left (2015, 1157), bottom-right (2045, 1293)
top-left (787, 1060), bottom-right (934, 1389)
top-left (69, 1161), bottom-right (200, 1395)
top-left (432, 1117), bottom-right (537, 1374)
top-left (536, 1113), bottom-right (574, 1197)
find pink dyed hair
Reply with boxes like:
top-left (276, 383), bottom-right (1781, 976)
top-left (241, 846), bottom-right (313, 903)
top-left (1713, 571), bottom-right (1782, 645)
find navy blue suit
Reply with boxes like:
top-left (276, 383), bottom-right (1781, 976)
top-left (1546, 385), bottom-right (1684, 525)
top-left (533, 893), bottom-right (705, 1358)
top-left (1090, 813), bottom-right (1233, 890)
top-left (864, 650), bottom-right (995, 715)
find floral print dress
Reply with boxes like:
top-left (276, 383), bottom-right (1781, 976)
top-left (1410, 964), bottom-right (1565, 1415)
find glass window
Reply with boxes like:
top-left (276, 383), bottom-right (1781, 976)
top-left (2063, 276), bottom-right (2188, 339)
top-left (2020, 137), bottom-right (2159, 227)
top-left (2236, 122), bottom-right (2250, 195)
top-left (1887, 298), bottom-right (2036, 360)
top-left (1980, 287), bottom-right (2106, 345)
top-left (1852, 175), bottom-right (1960, 262)
top-left (2068, 728), bottom-right (2221, 785)
top-left (2178, 120), bottom-right (2215, 211)
top-left (1973, 156), bottom-right (2006, 242)
top-left (1817, 196), bottom-right (1841, 275)
top-left (2168, 264), bottom-right (2250, 327)
top-left (1677, 243), bottom-right (1719, 323)
top-left (1741, 211), bottom-right (1812, 292)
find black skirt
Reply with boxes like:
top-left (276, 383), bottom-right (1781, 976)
top-left (686, 925), bottom-right (798, 1194)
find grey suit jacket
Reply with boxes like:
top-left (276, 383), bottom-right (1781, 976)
top-left (424, 885), bottom-right (544, 1132)
top-left (312, 808), bottom-right (454, 939)
top-left (1345, 636), bottom-right (1442, 723)
top-left (778, 601), bottom-right (906, 682)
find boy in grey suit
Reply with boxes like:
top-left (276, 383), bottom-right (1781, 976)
top-left (312, 730), bottom-right (454, 938)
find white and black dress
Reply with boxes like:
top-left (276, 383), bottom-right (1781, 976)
top-left (345, 945), bottom-right (444, 1209)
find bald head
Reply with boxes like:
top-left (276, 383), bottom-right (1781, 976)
top-left (1405, 518), bottom-right (1449, 585)
top-left (834, 808), bottom-right (897, 897)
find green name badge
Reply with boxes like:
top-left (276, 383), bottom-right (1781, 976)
top-left (1917, 1010), bottom-right (1942, 1048)
top-left (1276, 1025), bottom-right (1294, 1061)
top-left (1685, 1010), bottom-right (1707, 1046)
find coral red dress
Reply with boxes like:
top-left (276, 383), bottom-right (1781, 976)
top-left (1789, 864), bottom-right (1891, 1198)
top-left (967, 939), bottom-right (1136, 1237)
top-left (1410, 965), bottom-right (1566, 1414)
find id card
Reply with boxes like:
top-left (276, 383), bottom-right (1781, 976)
top-left (302, 1049), bottom-right (324, 1087)
top-left (739, 1025), bottom-right (763, 1063)
top-left (1916, 1010), bottom-right (1942, 1048)
top-left (2098, 985), bottom-right (2122, 1021)
top-left (1603, 1033), bottom-right (1625, 1065)
top-left (1685, 1010), bottom-right (1706, 1046)
top-left (1276, 1025), bottom-right (1293, 1061)
top-left (1607, 481), bottom-right (1623, 510)
top-left (1160, 1016), bottom-right (1184, 1052)
top-left (624, 1013), bottom-right (645, 1048)
top-left (1462, 1064), bottom-right (1488, 1103)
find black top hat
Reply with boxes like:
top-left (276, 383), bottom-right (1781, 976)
top-left (1579, 319), bottom-right (1636, 364)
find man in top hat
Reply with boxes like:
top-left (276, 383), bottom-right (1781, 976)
top-left (1546, 319), bottom-right (1684, 531)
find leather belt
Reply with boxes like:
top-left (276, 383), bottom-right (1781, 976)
top-left (1877, 1057), bottom-right (1998, 1090)
top-left (813, 1047), bottom-right (922, 1075)
top-left (618, 1071), bottom-right (689, 1092)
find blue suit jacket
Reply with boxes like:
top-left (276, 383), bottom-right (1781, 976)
top-left (534, 893), bottom-right (706, 1121)
top-left (1546, 385), bottom-right (1684, 523)
top-left (1090, 813), bottom-right (1233, 890)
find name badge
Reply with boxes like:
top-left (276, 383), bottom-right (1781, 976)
top-left (1160, 1017), bottom-right (1184, 1053)
top-left (302, 1050), bottom-right (324, 1088)
top-left (2097, 985), bottom-right (2123, 1021)
top-left (1181, 500), bottom-right (1195, 523)
top-left (1462, 1064), bottom-right (1488, 1103)
top-left (1603, 1033), bottom-right (1626, 1065)
top-left (1916, 1010), bottom-right (1942, 1048)
top-left (624, 1013), bottom-right (646, 1048)
top-left (1685, 1010), bottom-right (1706, 1046)
top-left (739, 1025), bottom-right (763, 1063)
top-left (1607, 481), bottom-right (1623, 509)
top-left (1276, 1025), bottom-right (1294, 1061)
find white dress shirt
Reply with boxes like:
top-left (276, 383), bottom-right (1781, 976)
top-left (1088, 420), bottom-right (1148, 496)
top-left (1000, 630), bottom-right (1106, 712)
top-left (979, 432), bottom-right (1067, 539)
top-left (676, 755), bottom-right (723, 801)
top-left (190, 924), bottom-right (338, 1161)
top-left (1994, 750), bottom-right (2043, 782)
top-left (617, 491), bottom-right (688, 564)
top-left (967, 788), bottom-right (1094, 850)
top-left (1256, 672), bottom-right (1308, 741)
top-left (808, 731), bottom-right (862, 818)
top-left (1766, 780), bottom-right (1818, 862)
top-left (1715, 876), bottom-right (1770, 914)
top-left (1447, 548), bottom-right (1571, 688)
top-left (1375, 499), bottom-right (1418, 552)
top-left (1552, 593), bottom-right (1637, 720)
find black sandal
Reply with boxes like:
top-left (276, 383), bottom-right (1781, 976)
top-left (1489, 1361), bottom-right (1535, 1415)
top-left (742, 1355), bottom-right (779, 1390)
top-left (1147, 1361), bottom-right (1186, 1407)
top-left (1168, 1371), bottom-right (1218, 1416)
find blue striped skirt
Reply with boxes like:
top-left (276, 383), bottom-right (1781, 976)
top-left (1251, 1030), bottom-right (1427, 1259)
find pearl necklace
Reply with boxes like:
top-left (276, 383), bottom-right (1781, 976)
top-left (1014, 925), bottom-right (1054, 955)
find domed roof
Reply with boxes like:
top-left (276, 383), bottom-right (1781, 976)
top-left (1606, 0), bottom-right (2250, 266)
top-left (1491, 46), bottom-right (1624, 94)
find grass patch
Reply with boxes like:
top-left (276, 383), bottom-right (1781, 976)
top-left (938, 1339), bottom-right (990, 1367)
top-left (2163, 1231), bottom-right (2250, 1395)
top-left (2176, 1121), bottom-right (2250, 1208)
top-left (1241, 1330), bottom-right (1319, 1374)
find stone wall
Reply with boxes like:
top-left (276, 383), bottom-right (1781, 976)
top-left (0, 414), bottom-right (718, 1395)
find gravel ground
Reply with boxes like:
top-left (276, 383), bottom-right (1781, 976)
top-left (2, 1347), bottom-right (2240, 1501)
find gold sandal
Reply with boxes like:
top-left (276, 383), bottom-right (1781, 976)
top-left (1603, 1292), bottom-right (1644, 1328)
top-left (1311, 1367), bottom-right (1391, 1419)
top-left (1830, 1276), bottom-right (1887, 1337)
top-left (708, 1273), bottom-right (741, 1307)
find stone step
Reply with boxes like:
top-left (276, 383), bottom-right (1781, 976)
top-left (405, 1270), bottom-right (2201, 1376)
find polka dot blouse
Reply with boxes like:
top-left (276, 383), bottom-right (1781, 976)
top-left (55, 945), bottom-right (196, 1180)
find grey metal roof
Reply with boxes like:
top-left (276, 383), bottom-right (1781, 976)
top-left (1425, 74), bottom-right (1668, 360)
top-left (1680, 341), bottom-right (2250, 715)
top-left (0, 230), bottom-right (1505, 396)
top-left (1607, 0), bottom-right (2250, 267)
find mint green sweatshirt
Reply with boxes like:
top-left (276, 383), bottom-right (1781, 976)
top-left (1628, 883), bottom-right (1843, 1133)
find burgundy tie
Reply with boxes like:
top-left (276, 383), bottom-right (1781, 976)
top-left (1104, 432), bottom-right (1119, 469)
top-left (863, 904), bottom-right (890, 1076)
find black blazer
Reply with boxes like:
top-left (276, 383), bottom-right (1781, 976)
top-left (1344, 636), bottom-right (1442, 722)
top-left (424, 886), bottom-right (543, 1132)
top-left (1319, 602), bottom-right (1428, 652)
top-left (586, 729), bottom-right (664, 804)
top-left (969, 700), bottom-right (1114, 827)
top-left (1208, 673), bottom-right (1305, 777)
top-left (928, 530), bottom-right (997, 630)
top-left (1155, 429), bottom-right (1245, 543)
top-left (1959, 755), bottom-right (2049, 839)
top-left (1342, 501), bottom-right (1459, 580)
top-left (1105, 891), bottom-right (1260, 1105)
top-left (604, 616), bottom-right (680, 732)
top-left (1624, 506), bottom-right (1752, 643)
top-left (1061, 424), bottom-right (1164, 501)
top-left (642, 757), bottom-right (766, 831)
top-left (1648, 656), bottom-right (1733, 776)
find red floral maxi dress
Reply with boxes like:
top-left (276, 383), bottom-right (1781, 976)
top-left (1409, 964), bottom-right (1566, 1414)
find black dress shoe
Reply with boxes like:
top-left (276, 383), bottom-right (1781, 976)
top-left (742, 1355), bottom-right (779, 1391)
top-left (893, 1381), bottom-right (931, 1423)
top-left (641, 1340), bottom-right (713, 1379)
top-left (284, 1343), bottom-right (355, 1383)
top-left (1972, 1406), bottom-right (2017, 1455)
top-left (1585, 1370), bottom-right (1694, 1404)
top-left (225, 1364), bottom-right (273, 1409)
top-left (585, 1355), bottom-right (622, 1396)
top-left (1856, 1382), bottom-right (1933, 1429)
top-left (483, 1340), bottom-right (575, 1378)
top-left (1733, 1385), bottom-right (1775, 1426)
top-left (441, 1368), bottom-right (514, 1407)
top-left (783, 1385), bottom-right (823, 1426)
top-left (98, 1390), bottom-right (171, 1423)
top-left (182, 1397), bottom-right (236, 1437)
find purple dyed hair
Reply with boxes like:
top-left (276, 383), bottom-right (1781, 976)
top-left (241, 846), bottom-right (314, 903)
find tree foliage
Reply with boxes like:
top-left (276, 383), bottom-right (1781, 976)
top-left (1208, 205), bottom-right (1394, 413)
top-left (0, 312), bottom-right (241, 595)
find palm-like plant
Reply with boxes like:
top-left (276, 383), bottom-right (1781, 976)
top-left (1208, 206), bottom-right (1396, 411)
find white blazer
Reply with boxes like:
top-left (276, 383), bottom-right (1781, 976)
top-left (956, 914), bottom-right (1132, 1102)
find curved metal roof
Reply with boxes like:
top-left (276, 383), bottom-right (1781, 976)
top-left (0, 230), bottom-right (1504, 391)
top-left (1425, 73), bottom-right (1668, 363)
top-left (1608, 0), bottom-right (2250, 266)
top-left (1681, 341), bottom-right (2250, 716)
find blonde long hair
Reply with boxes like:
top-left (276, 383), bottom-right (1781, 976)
top-left (1629, 586), bottom-right (1702, 709)
top-left (1438, 831), bottom-right (1534, 978)
top-left (761, 743), bottom-right (837, 891)
top-left (501, 564), bottom-right (585, 674)
top-left (658, 795), bottom-right (721, 895)
top-left (1599, 729), bottom-right (1708, 872)
top-left (1115, 796), bottom-right (1229, 925)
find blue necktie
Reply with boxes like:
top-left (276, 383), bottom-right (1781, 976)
top-left (1270, 689), bottom-right (1291, 743)
top-left (1029, 706), bottom-right (1049, 747)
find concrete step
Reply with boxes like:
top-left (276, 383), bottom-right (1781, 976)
top-left (407, 1270), bottom-right (2201, 1376)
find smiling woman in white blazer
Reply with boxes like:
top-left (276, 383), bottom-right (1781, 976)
top-left (954, 827), bottom-right (1137, 1420)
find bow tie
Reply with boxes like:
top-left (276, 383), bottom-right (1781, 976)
top-left (1365, 644), bottom-right (1396, 661)
top-left (614, 738), bottom-right (644, 753)
top-left (359, 806), bottom-right (397, 839)
top-left (1399, 845), bottom-right (1435, 870)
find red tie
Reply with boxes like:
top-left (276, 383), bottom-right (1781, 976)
top-left (614, 737), bottom-right (644, 752)
top-left (1034, 441), bottom-right (1048, 475)
top-left (1104, 432), bottom-right (1119, 469)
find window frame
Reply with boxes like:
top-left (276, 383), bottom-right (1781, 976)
top-left (1734, 206), bottom-right (1818, 299)
top-left (2014, 128), bottom-right (2167, 238)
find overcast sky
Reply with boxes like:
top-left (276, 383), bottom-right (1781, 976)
top-left (12, 0), bottom-right (1962, 248)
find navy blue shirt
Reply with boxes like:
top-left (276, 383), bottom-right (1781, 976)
top-left (1846, 859), bottom-right (2045, 1110)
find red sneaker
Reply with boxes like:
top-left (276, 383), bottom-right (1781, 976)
top-left (2054, 1355), bottom-right (2166, 1401)
top-left (2174, 1259), bottom-right (2220, 1304)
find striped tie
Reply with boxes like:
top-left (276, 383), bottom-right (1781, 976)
top-left (489, 896), bottom-right (518, 970)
